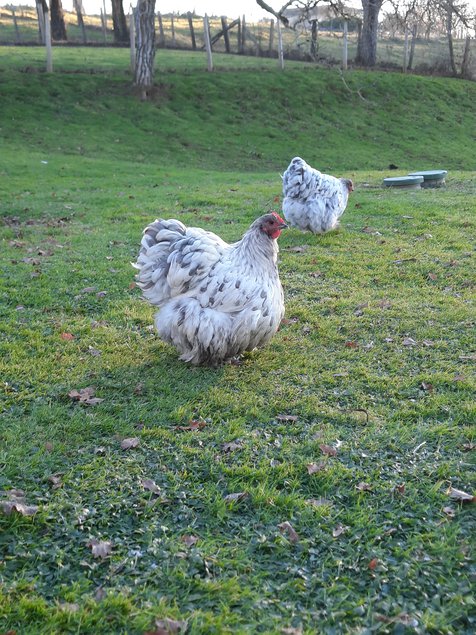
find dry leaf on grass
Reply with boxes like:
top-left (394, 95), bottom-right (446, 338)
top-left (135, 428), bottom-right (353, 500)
top-left (223, 492), bottom-right (248, 504)
top-left (175, 419), bottom-right (206, 432)
top-left (394, 483), bottom-right (406, 495)
top-left (356, 482), bottom-right (372, 491)
top-left (319, 444), bottom-right (337, 457)
top-left (307, 462), bottom-right (326, 475)
top-left (121, 437), bottom-right (140, 450)
top-left (222, 440), bottom-right (242, 453)
top-left (68, 387), bottom-right (104, 406)
top-left (402, 337), bottom-right (417, 347)
top-left (141, 478), bottom-right (161, 494)
top-left (180, 534), bottom-right (199, 547)
top-left (368, 557), bottom-right (379, 570)
top-left (332, 524), bottom-right (348, 538)
top-left (442, 506), bottom-right (456, 518)
top-left (446, 487), bottom-right (475, 503)
top-left (278, 521), bottom-right (299, 544)
top-left (1, 490), bottom-right (38, 517)
top-left (306, 498), bottom-right (332, 507)
top-left (276, 414), bottom-right (299, 422)
top-left (60, 332), bottom-right (75, 340)
top-left (89, 539), bottom-right (112, 559)
top-left (146, 617), bottom-right (188, 635)
top-left (48, 474), bottom-right (63, 489)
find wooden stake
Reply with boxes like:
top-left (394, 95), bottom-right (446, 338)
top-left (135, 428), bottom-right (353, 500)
top-left (268, 19), bottom-right (274, 55)
top-left (203, 14), bottom-right (213, 72)
top-left (403, 28), bottom-right (409, 73)
top-left (342, 20), bottom-right (348, 70)
top-left (129, 8), bottom-right (135, 72)
top-left (188, 12), bottom-right (196, 50)
top-left (222, 16), bottom-right (230, 53)
top-left (277, 18), bottom-right (284, 70)
top-left (44, 11), bottom-right (53, 72)
top-left (12, 8), bottom-right (21, 44)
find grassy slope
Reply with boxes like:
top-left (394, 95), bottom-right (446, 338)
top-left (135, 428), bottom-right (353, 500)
top-left (0, 48), bottom-right (475, 634)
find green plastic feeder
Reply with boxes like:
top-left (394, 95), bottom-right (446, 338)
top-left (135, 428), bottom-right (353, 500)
top-left (383, 175), bottom-right (424, 190)
top-left (408, 170), bottom-right (447, 188)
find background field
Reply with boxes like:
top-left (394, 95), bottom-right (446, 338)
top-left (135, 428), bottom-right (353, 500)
top-left (0, 47), bottom-right (475, 634)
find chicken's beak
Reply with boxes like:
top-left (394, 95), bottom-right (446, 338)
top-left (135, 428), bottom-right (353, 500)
top-left (278, 221), bottom-right (288, 229)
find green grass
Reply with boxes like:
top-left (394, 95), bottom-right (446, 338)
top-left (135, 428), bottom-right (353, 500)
top-left (0, 47), bottom-right (475, 634)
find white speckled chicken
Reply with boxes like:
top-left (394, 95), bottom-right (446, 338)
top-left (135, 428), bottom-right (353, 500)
top-left (133, 213), bottom-right (287, 365)
top-left (282, 156), bottom-right (353, 233)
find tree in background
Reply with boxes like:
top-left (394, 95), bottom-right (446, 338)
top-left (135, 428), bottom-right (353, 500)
top-left (255, 0), bottom-right (384, 67)
top-left (134, 0), bottom-right (156, 100)
top-left (50, 0), bottom-right (67, 40)
top-left (111, 0), bottom-right (129, 44)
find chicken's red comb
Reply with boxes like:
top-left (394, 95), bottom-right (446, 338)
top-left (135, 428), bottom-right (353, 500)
top-left (271, 211), bottom-right (286, 224)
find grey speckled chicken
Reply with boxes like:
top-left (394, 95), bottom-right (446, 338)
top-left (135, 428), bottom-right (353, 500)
top-left (133, 213), bottom-right (287, 365)
top-left (282, 156), bottom-right (353, 233)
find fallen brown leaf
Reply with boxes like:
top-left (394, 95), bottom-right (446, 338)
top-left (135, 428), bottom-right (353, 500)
top-left (402, 337), bottom-right (417, 346)
top-left (222, 440), bottom-right (242, 453)
top-left (48, 474), bottom-right (63, 489)
top-left (89, 539), bottom-right (112, 559)
top-left (307, 462), bottom-right (326, 475)
top-left (68, 387), bottom-right (104, 406)
top-left (141, 478), bottom-right (161, 494)
top-left (175, 419), bottom-right (206, 432)
top-left (356, 482), bottom-right (372, 491)
top-left (60, 332), bottom-right (75, 340)
top-left (442, 506), bottom-right (456, 518)
top-left (446, 487), bottom-right (475, 503)
top-left (420, 381), bottom-right (434, 392)
top-left (121, 437), bottom-right (140, 450)
top-left (427, 272), bottom-right (437, 281)
top-left (278, 521), bottom-right (299, 544)
top-left (180, 534), bottom-right (199, 547)
top-left (223, 492), bottom-right (248, 504)
top-left (462, 442), bottom-right (475, 452)
top-left (368, 557), bottom-right (379, 570)
top-left (332, 524), bottom-right (347, 538)
top-left (276, 414), bottom-right (298, 422)
top-left (1, 500), bottom-right (39, 516)
top-left (319, 444), bottom-right (337, 457)
top-left (306, 498), bottom-right (332, 507)
top-left (394, 483), bottom-right (406, 495)
top-left (146, 617), bottom-right (187, 635)
top-left (345, 340), bottom-right (358, 349)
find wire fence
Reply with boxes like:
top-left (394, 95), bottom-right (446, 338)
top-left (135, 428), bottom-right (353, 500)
top-left (0, 6), bottom-right (474, 79)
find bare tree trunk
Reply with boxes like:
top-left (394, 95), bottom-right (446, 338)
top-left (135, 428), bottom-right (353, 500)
top-left (35, 0), bottom-right (46, 43)
top-left (407, 23), bottom-right (417, 71)
top-left (111, 0), bottom-right (129, 44)
top-left (134, 0), bottom-right (156, 100)
top-left (310, 19), bottom-right (318, 59)
top-left (50, 0), bottom-right (67, 41)
top-left (446, 7), bottom-right (457, 75)
top-left (188, 12), bottom-right (196, 50)
top-left (460, 35), bottom-right (471, 78)
top-left (356, 0), bottom-right (382, 67)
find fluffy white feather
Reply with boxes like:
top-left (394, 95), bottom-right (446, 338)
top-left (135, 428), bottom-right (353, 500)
top-left (282, 156), bottom-right (353, 233)
top-left (134, 213), bottom-right (287, 365)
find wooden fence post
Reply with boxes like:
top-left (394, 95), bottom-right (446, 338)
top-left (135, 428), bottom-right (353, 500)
top-left (203, 14), bottom-right (213, 71)
top-left (237, 18), bottom-right (242, 54)
top-left (342, 20), bottom-right (348, 70)
top-left (129, 7), bottom-right (135, 72)
top-left (100, 9), bottom-right (107, 43)
top-left (73, 0), bottom-right (87, 44)
top-left (277, 17), bottom-right (284, 69)
top-left (157, 12), bottom-right (165, 46)
top-left (11, 8), bottom-right (21, 43)
top-left (241, 15), bottom-right (246, 53)
top-left (188, 12), bottom-right (196, 50)
top-left (44, 11), bottom-right (53, 72)
top-left (221, 16), bottom-right (230, 53)
top-left (403, 28), bottom-right (409, 73)
top-left (36, 0), bottom-right (45, 44)
top-left (268, 19), bottom-right (274, 56)
top-left (171, 13), bottom-right (176, 47)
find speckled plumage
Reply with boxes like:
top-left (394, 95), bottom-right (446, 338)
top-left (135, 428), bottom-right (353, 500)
top-left (133, 214), bottom-right (286, 365)
top-left (282, 157), bottom-right (353, 234)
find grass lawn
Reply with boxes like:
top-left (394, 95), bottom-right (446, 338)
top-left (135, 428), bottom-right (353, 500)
top-left (0, 47), bottom-right (475, 634)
